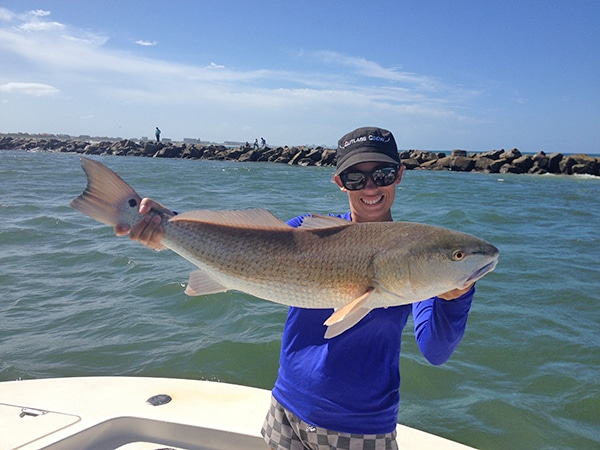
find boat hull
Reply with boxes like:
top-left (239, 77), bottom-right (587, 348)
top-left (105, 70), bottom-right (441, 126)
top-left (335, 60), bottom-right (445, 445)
top-left (0, 377), bottom-right (475, 449)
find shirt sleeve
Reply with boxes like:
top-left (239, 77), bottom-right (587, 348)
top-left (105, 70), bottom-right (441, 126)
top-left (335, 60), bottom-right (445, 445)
top-left (412, 286), bottom-right (475, 365)
top-left (286, 212), bottom-right (352, 228)
top-left (286, 214), bottom-right (309, 228)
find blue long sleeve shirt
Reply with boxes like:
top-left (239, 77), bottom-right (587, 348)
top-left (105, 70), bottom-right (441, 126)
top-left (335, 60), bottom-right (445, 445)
top-left (271, 213), bottom-right (474, 434)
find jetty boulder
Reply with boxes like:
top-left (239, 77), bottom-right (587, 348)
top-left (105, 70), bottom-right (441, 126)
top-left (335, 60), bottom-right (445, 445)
top-left (511, 155), bottom-right (534, 173)
top-left (430, 155), bottom-right (475, 172)
top-left (473, 157), bottom-right (504, 173)
top-left (560, 154), bottom-right (599, 176)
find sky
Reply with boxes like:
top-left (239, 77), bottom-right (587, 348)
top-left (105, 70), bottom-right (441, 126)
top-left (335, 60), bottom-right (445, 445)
top-left (0, 1), bottom-right (598, 153)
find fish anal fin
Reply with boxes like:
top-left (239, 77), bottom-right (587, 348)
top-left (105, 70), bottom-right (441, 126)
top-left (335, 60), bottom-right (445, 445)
top-left (185, 270), bottom-right (228, 296)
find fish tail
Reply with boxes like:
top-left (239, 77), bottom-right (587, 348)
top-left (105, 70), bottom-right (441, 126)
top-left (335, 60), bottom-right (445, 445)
top-left (70, 158), bottom-right (142, 227)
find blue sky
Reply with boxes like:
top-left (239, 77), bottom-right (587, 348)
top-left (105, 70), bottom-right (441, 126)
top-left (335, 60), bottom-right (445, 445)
top-left (0, 1), bottom-right (598, 153)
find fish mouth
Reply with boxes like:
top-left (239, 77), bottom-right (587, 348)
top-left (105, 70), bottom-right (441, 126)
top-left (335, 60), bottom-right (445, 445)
top-left (465, 259), bottom-right (498, 285)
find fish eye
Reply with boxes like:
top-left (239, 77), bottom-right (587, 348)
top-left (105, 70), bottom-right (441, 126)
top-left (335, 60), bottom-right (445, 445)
top-left (128, 198), bottom-right (138, 208)
top-left (452, 250), bottom-right (466, 261)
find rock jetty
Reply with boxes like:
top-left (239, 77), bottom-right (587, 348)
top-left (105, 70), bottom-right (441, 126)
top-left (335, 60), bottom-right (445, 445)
top-left (1, 136), bottom-right (598, 177)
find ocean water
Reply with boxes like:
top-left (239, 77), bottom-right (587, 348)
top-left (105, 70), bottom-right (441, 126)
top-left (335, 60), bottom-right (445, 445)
top-left (0, 150), bottom-right (598, 450)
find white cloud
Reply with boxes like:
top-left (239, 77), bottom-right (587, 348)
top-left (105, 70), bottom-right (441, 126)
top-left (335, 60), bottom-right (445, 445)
top-left (312, 50), bottom-right (439, 88)
top-left (18, 20), bottom-right (65, 32)
top-left (31, 10), bottom-right (51, 17)
top-left (0, 82), bottom-right (59, 96)
top-left (0, 7), bottom-right (15, 21)
top-left (135, 40), bottom-right (158, 47)
top-left (18, 9), bottom-right (64, 32)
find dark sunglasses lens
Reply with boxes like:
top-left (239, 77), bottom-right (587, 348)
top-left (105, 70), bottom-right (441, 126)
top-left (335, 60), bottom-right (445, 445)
top-left (341, 172), bottom-right (367, 190)
top-left (372, 168), bottom-right (397, 186)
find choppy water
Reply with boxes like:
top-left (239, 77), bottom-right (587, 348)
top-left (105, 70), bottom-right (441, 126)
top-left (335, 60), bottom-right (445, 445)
top-left (1, 150), bottom-right (598, 449)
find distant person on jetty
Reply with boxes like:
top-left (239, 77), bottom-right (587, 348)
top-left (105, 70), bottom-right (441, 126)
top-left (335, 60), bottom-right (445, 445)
top-left (253, 138), bottom-right (259, 149)
top-left (261, 137), bottom-right (266, 148)
top-left (155, 127), bottom-right (161, 143)
top-left (115, 126), bottom-right (476, 450)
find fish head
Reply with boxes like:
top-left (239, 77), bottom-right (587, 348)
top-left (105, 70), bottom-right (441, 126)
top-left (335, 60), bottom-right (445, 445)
top-left (409, 227), bottom-right (499, 294)
top-left (376, 224), bottom-right (499, 300)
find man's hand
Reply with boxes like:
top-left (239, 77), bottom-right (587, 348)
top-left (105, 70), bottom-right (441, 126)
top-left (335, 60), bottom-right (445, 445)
top-left (114, 198), bottom-right (172, 250)
top-left (437, 283), bottom-right (475, 301)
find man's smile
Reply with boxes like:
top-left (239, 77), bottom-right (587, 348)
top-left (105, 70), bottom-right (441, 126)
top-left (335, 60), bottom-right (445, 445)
top-left (361, 195), bottom-right (385, 205)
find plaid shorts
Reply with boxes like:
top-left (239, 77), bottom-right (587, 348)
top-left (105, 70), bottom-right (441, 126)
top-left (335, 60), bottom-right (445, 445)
top-left (261, 396), bottom-right (398, 450)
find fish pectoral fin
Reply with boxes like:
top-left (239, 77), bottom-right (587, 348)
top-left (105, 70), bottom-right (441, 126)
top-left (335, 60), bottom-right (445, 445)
top-left (323, 288), bottom-right (374, 339)
top-left (324, 307), bottom-right (372, 339)
top-left (323, 290), bottom-right (371, 326)
top-left (184, 270), bottom-right (228, 296)
top-left (324, 288), bottom-right (374, 326)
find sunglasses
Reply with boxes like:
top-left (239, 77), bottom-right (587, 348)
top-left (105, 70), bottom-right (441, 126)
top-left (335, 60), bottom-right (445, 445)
top-left (339, 166), bottom-right (399, 191)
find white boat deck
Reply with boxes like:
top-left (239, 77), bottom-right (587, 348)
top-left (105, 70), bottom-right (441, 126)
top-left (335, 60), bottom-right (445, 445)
top-left (0, 377), bottom-right (476, 449)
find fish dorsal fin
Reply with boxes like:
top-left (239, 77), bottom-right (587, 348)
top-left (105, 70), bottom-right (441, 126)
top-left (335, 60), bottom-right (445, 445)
top-left (170, 208), bottom-right (291, 230)
top-left (299, 214), bottom-right (353, 230)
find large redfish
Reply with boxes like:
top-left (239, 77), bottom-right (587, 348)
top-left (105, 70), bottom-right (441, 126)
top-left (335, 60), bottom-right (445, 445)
top-left (71, 158), bottom-right (498, 338)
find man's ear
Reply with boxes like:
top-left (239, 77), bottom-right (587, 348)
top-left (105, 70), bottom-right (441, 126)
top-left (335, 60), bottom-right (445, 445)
top-left (333, 174), bottom-right (347, 191)
top-left (396, 164), bottom-right (406, 184)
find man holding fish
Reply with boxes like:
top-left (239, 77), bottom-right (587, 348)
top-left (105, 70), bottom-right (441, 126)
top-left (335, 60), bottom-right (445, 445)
top-left (108, 127), bottom-right (492, 450)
